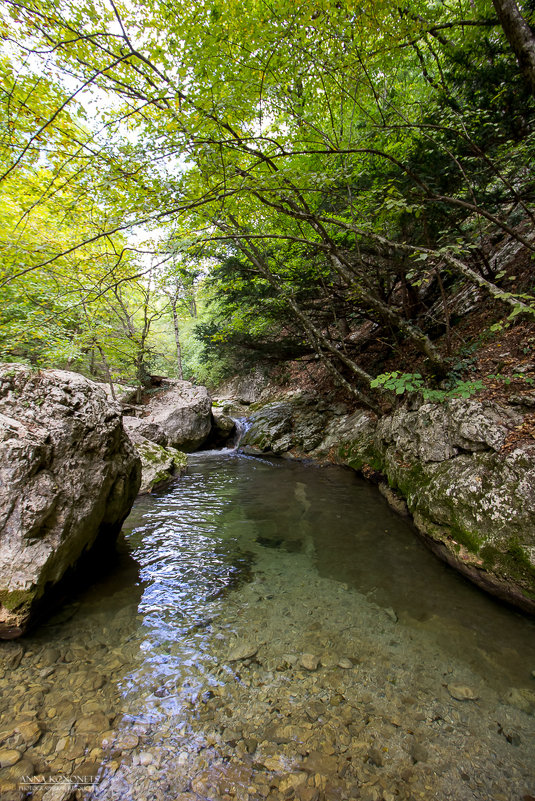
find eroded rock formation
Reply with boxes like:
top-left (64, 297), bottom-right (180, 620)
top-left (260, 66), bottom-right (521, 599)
top-left (126, 430), bottom-right (187, 494)
top-left (0, 365), bottom-right (141, 638)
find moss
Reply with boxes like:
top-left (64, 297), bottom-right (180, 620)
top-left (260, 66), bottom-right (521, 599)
top-left (142, 447), bottom-right (163, 463)
top-left (339, 443), bottom-right (384, 475)
top-left (480, 537), bottom-right (535, 592)
top-left (507, 537), bottom-right (535, 572)
top-left (153, 469), bottom-right (173, 485)
top-left (171, 450), bottom-right (188, 469)
top-left (0, 588), bottom-right (34, 612)
top-left (391, 460), bottom-right (430, 499)
top-left (449, 523), bottom-right (483, 554)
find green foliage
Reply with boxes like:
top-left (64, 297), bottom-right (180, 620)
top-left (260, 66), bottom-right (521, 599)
top-left (0, 0), bottom-right (534, 397)
top-left (488, 373), bottom-right (535, 386)
top-left (371, 371), bottom-right (485, 401)
top-left (370, 372), bottom-right (426, 395)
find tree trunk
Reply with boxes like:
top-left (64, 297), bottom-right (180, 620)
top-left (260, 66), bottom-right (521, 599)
top-left (171, 300), bottom-right (184, 379)
top-left (492, 0), bottom-right (535, 96)
top-left (97, 345), bottom-right (116, 401)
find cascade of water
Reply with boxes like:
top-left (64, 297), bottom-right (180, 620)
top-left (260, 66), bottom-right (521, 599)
top-left (194, 417), bottom-right (252, 456)
top-left (229, 416), bottom-right (251, 449)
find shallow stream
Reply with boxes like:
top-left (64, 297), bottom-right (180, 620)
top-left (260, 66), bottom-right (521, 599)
top-left (1, 451), bottom-right (534, 801)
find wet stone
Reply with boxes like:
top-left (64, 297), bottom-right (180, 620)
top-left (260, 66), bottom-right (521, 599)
top-left (39, 647), bottom-right (61, 667)
top-left (0, 756), bottom-right (33, 781)
top-left (320, 654), bottom-right (339, 669)
top-left (137, 751), bottom-right (154, 766)
top-left (0, 750), bottom-right (21, 768)
top-left (367, 747), bottom-right (384, 767)
top-left (42, 783), bottom-right (76, 801)
top-left (75, 712), bottom-right (110, 733)
top-left (410, 742), bottom-right (429, 763)
top-left (447, 684), bottom-right (479, 701)
top-left (228, 643), bottom-right (259, 662)
top-left (305, 702), bottom-right (326, 721)
top-left (107, 732), bottom-right (140, 752)
top-left (0, 644), bottom-right (24, 670)
top-left (300, 654), bottom-right (320, 671)
top-left (296, 789), bottom-right (319, 801)
top-left (300, 752), bottom-right (339, 774)
top-left (505, 687), bottom-right (535, 715)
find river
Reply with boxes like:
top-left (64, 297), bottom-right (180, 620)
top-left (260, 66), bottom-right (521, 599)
top-left (1, 450), bottom-right (534, 800)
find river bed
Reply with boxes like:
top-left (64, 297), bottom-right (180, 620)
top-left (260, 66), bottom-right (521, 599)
top-left (0, 451), bottom-right (534, 800)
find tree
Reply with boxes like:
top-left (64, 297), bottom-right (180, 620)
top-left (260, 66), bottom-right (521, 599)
top-left (1, 0), bottom-right (533, 404)
top-left (492, 0), bottom-right (535, 95)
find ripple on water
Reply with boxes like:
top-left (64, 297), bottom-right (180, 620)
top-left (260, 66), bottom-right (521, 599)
top-left (0, 453), bottom-right (534, 801)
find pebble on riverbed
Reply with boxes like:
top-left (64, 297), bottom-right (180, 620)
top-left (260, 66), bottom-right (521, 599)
top-left (227, 642), bottom-right (259, 661)
top-left (0, 749), bottom-right (21, 768)
top-left (447, 684), bottom-right (479, 701)
top-left (300, 653), bottom-right (320, 671)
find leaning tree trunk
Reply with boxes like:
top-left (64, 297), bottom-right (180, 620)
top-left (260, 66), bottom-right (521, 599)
top-left (492, 0), bottom-right (535, 96)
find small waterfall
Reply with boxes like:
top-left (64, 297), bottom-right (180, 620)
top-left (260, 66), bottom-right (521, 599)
top-left (229, 416), bottom-right (251, 449)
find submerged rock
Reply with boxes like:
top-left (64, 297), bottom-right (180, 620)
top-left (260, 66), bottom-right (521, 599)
top-left (228, 642), bottom-right (259, 662)
top-left (0, 364), bottom-right (141, 638)
top-left (143, 380), bottom-right (212, 451)
top-left (447, 684), bottom-right (479, 701)
top-left (0, 749), bottom-right (21, 768)
top-left (300, 653), bottom-right (320, 671)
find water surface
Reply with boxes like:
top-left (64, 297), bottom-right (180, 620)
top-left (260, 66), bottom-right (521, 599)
top-left (1, 452), bottom-right (534, 801)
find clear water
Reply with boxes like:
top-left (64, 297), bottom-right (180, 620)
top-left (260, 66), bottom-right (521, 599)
top-left (0, 452), bottom-right (534, 801)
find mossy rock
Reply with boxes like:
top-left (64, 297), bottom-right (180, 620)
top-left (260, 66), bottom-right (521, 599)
top-left (134, 437), bottom-right (188, 494)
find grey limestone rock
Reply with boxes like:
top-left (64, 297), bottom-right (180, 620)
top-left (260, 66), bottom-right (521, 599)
top-left (122, 415), bottom-right (168, 446)
top-left (144, 380), bottom-right (212, 451)
top-left (242, 390), bottom-right (535, 612)
top-left (242, 392), bottom-right (341, 455)
top-left (216, 370), bottom-right (272, 405)
top-left (0, 364), bottom-right (141, 638)
top-left (339, 399), bottom-right (535, 613)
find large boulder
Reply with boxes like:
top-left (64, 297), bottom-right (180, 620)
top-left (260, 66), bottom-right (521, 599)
top-left (123, 415), bottom-right (168, 446)
top-left (331, 399), bottom-right (535, 613)
top-left (144, 381), bottom-right (212, 451)
top-left (216, 370), bottom-right (273, 405)
top-left (202, 409), bottom-right (236, 449)
top-left (242, 392), bottom-right (348, 455)
top-left (0, 365), bottom-right (141, 638)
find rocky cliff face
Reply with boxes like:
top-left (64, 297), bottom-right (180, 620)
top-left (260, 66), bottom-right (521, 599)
top-left (242, 393), bottom-right (535, 613)
top-left (0, 365), bottom-right (141, 638)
